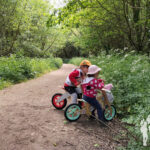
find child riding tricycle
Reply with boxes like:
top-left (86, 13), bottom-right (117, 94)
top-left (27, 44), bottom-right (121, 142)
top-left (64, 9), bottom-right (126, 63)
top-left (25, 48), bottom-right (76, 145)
top-left (51, 61), bottom-right (116, 123)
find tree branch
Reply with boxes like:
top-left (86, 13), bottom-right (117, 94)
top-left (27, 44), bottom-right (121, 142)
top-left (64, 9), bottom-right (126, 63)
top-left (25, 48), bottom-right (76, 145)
top-left (95, 0), bottom-right (120, 17)
top-left (122, 0), bottom-right (137, 50)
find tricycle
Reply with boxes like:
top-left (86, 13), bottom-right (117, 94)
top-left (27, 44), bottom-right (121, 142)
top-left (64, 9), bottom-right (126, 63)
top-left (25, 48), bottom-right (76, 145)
top-left (51, 86), bottom-right (116, 122)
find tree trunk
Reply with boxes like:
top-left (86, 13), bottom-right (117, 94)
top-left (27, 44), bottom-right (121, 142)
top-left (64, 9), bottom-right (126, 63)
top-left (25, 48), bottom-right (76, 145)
top-left (131, 0), bottom-right (142, 52)
top-left (9, 0), bottom-right (28, 54)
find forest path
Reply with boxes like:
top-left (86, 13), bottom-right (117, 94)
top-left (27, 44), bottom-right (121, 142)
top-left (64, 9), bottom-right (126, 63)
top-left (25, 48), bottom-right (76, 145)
top-left (0, 64), bottom-right (126, 150)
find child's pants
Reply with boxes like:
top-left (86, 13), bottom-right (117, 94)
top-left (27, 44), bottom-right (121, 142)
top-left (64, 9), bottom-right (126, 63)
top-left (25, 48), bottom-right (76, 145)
top-left (64, 86), bottom-right (82, 103)
top-left (71, 93), bottom-right (78, 103)
top-left (83, 95), bottom-right (104, 121)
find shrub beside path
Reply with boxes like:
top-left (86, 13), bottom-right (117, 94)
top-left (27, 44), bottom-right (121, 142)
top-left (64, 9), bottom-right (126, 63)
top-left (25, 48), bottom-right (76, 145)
top-left (0, 64), bottom-right (127, 150)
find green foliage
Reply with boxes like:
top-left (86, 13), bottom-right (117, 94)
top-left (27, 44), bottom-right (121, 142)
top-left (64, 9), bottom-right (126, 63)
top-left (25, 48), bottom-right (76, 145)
top-left (0, 55), bottom-right (63, 89)
top-left (68, 57), bottom-right (85, 65)
top-left (68, 54), bottom-right (150, 148)
top-left (0, 79), bottom-right (12, 90)
top-left (53, 42), bottom-right (82, 58)
top-left (48, 0), bottom-right (150, 55)
top-left (0, 0), bottom-right (63, 57)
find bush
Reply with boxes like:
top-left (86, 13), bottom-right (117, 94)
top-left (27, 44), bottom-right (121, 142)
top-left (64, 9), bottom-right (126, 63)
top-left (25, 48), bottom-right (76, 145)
top-left (0, 78), bottom-right (12, 90)
top-left (0, 56), bottom-right (33, 82)
top-left (30, 57), bottom-right (63, 76)
top-left (0, 55), bottom-right (63, 88)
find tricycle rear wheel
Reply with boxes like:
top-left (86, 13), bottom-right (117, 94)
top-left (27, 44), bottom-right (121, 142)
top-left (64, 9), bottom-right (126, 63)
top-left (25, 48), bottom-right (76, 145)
top-left (103, 105), bottom-right (116, 121)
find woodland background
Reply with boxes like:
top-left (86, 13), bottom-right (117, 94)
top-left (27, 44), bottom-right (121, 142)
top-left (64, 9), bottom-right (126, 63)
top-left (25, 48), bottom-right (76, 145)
top-left (0, 0), bottom-right (150, 149)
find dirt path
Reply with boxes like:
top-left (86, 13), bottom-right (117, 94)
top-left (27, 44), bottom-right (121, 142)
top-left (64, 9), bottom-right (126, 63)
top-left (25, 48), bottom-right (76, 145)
top-left (0, 64), bottom-right (126, 150)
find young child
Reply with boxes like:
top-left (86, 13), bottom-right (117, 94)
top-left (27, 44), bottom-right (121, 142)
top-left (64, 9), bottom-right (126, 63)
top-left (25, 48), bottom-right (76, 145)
top-left (64, 60), bottom-right (91, 103)
top-left (81, 65), bottom-right (111, 122)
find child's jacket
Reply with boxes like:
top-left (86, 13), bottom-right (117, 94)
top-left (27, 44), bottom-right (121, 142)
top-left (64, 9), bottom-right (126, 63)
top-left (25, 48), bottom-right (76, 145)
top-left (81, 77), bottom-right (104, 98)
top-left (64, 69), bottom-right (83, 87)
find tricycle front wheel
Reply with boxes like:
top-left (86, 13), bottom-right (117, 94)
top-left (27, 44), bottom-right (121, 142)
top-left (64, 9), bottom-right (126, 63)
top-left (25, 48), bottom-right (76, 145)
top-left (64, 104), bottom-right (81, 122)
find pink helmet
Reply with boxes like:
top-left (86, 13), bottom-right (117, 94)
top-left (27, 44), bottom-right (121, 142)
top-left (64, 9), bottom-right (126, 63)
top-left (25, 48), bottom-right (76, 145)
top-left (87, 65), bottom-right (101, 75)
